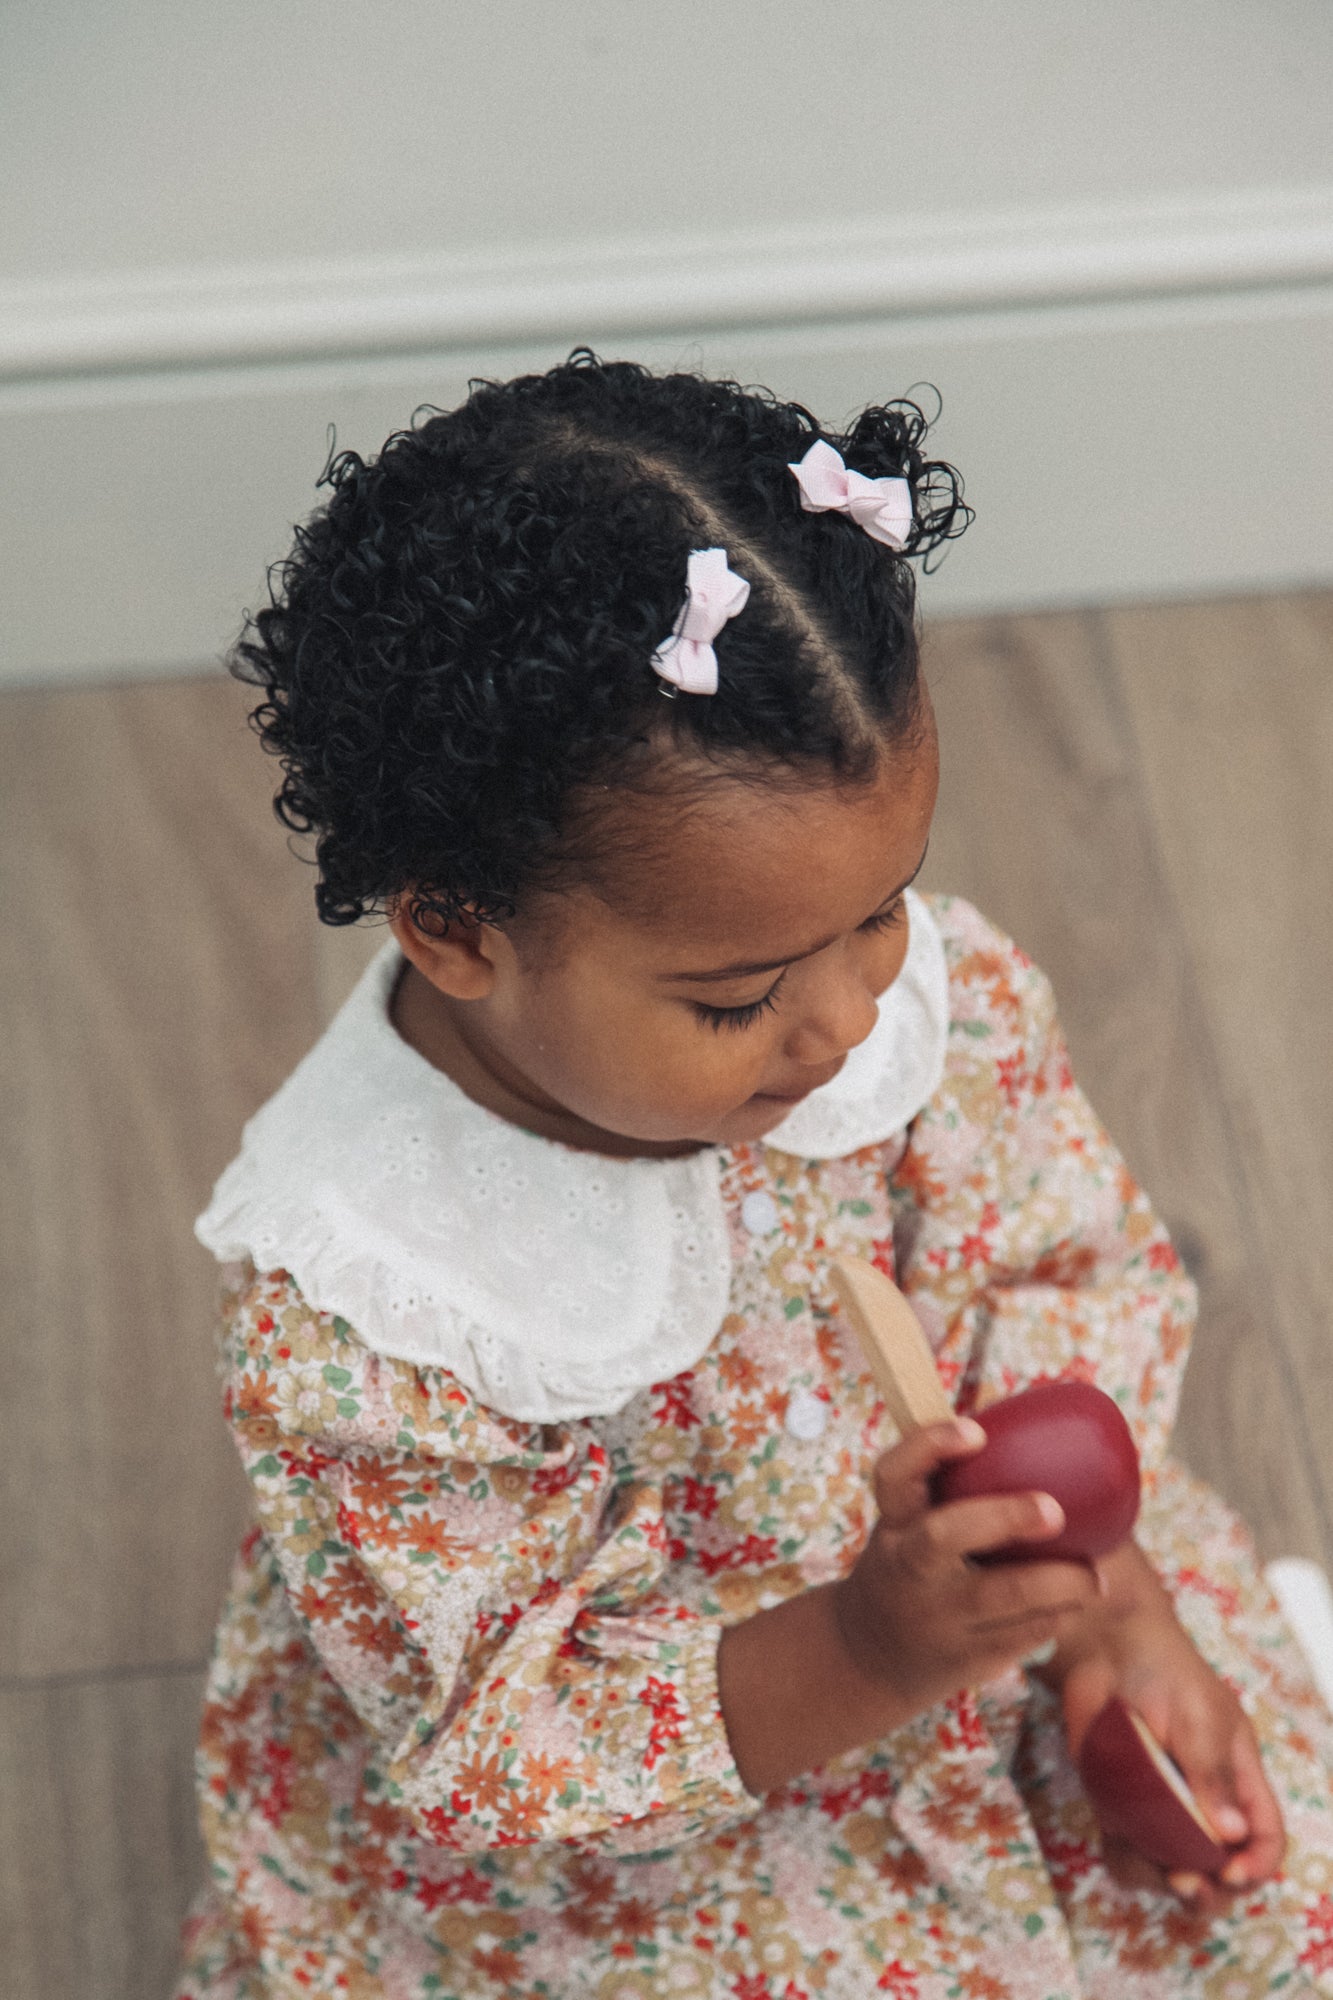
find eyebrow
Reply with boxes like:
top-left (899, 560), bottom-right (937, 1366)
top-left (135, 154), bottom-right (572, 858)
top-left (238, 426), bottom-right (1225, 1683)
top-left (665, 844), bottom-right (929, 985)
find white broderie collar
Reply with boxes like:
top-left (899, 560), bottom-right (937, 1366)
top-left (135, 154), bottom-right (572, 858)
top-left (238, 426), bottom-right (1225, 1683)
top-left (196, 889), bottom-right (948, 1421)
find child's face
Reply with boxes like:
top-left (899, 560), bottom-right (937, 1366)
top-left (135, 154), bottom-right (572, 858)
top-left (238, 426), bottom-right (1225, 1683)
top-left (395, 709), bottom-right (938, 1156)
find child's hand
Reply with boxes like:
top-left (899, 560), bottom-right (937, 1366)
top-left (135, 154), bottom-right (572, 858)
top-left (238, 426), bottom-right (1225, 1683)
top-left (1049, 1548), bottom-right (1285, 1911)
top-left (833, 1420), bottom-right (1101, 1716)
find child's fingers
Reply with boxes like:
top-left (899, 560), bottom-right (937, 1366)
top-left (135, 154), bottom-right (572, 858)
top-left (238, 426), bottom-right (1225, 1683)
top-left (871, 1421), bottom-right (986, 1529)
top-left (927, 1487), bottom-right (1069, 1564)
top-left (1215, 1722), bottom-right (1286, 1887)
top-left (967, 1553), bottom-right (1101, 1634)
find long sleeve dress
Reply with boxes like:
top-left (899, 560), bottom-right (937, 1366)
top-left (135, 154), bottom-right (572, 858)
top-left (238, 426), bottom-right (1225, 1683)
top-left (176, 895), bottom-right (1333, 2000)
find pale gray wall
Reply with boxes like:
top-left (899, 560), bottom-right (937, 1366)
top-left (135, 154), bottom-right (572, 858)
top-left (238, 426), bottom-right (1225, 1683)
top-left (2, 1), bottom-right (1331, 683)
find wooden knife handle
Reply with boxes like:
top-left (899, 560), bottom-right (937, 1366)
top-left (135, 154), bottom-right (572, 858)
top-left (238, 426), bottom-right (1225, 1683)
top-left (830, 1255), bottom-right (955, 1435)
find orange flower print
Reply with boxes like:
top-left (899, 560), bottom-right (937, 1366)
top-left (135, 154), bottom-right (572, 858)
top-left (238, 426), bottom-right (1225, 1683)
top-left (520, 1752), bottom-right (574, 1803)
top-left (345, 1612), bottom-right (405, 1662)
top-left (456, 1753), bottom-right (512, 1814)
top-left (233, 1370), bottom-right (280, 1423)
top-left (346, 1455), bottom-right (417, 1511)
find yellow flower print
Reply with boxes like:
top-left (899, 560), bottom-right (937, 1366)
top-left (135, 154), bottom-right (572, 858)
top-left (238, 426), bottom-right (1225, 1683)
top-left (274, 1365), bottom-right (341, 1431)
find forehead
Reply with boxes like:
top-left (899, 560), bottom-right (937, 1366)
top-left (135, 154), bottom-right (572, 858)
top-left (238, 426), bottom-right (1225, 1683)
top-left (545, 730), bottom-right (938, 969)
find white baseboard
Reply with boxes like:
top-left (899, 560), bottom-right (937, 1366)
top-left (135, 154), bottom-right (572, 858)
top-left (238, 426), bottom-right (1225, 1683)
top-left (3, 263), bottom-right (1332, 687)
top-left (4, 187), bottom-right (1331, 379)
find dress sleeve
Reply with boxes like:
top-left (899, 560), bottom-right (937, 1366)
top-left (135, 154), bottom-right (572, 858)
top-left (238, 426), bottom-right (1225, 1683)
top-left (891, 902), bottom-right (1197, 1478)
top-left (218, 1263), bottom-right (756, 1854)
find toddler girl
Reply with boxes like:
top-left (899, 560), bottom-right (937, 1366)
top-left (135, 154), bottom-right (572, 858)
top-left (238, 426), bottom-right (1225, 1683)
top-left (178, 352), bottom-right (1333, 1998)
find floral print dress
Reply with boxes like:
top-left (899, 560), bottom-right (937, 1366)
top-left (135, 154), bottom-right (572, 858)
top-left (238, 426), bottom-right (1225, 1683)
top-left (176, 897), bottom-right (1333, 1999)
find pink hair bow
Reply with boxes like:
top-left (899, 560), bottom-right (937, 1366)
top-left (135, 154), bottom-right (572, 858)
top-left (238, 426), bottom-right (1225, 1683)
top-left (651, 547), bottom-right (750, 695)
top-left (788, 438), bottom-right (913, 549)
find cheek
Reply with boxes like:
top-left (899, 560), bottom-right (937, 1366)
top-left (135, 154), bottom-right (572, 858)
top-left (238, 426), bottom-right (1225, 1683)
top-left (543, 989), bottom-right (768, 1115)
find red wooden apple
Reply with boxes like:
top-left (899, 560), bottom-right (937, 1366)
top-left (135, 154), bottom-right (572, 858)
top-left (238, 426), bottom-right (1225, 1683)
top-left (931, 1380), bottom-right (1140, 1562)
top-left (1079, 1697), bottom-right (1231, 1876)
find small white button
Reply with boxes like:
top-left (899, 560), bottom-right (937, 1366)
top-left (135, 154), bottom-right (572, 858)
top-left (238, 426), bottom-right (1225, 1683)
top-left (741, 1190), bottom-right (780, 1236)
top-left (784, 1388), bottom-right (828, 1440)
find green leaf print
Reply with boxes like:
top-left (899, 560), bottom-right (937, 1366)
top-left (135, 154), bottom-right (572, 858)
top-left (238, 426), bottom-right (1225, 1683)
top-left (322, 1364), bottom-right (353, 1389)
top-left (305, 1551), bottom-right (327, 1577)
top-left (259, 1852), bottom-right (310, 1895)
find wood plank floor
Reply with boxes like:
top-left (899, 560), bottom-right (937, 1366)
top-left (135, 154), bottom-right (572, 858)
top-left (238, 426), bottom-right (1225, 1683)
top-left (3, 591), bottom-right (1330, 1998)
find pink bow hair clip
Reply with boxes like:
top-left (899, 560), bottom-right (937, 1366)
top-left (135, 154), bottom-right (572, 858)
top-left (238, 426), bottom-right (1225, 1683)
top-left (788, 438), bottom-right (913, 549)
top-left (651, 547), bottom-right (750, 696)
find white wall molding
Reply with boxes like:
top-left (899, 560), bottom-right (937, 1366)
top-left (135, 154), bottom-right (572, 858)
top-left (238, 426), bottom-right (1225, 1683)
top-left (4, 185), bottom-right (1333, 383)
top-left (5, 281), bottom-right (1332, 687)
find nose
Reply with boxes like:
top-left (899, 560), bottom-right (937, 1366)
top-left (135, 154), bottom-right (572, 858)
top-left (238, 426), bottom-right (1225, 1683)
top-left (782, 961), bottom-right (880, 1068)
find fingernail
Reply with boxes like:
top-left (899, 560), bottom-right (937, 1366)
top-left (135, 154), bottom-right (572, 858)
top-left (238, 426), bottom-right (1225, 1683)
top-left (1222, 1859), bottom-right (1249, 1887)
top-left (1036, 1493), bottom-right (1066, 1531)
top-left (955, 1419), bottom-right (986, 1446)
top-left (1215, 1806), bottom-right (1248, 1842)
top-left (1171, 1872), bottom-right (1202, 1901)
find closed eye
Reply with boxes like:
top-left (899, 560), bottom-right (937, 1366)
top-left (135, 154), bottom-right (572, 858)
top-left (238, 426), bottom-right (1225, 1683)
top-left (692, 970), bottom-right (788, 1032)
top-left (860, 894), bottom-right (907, 934)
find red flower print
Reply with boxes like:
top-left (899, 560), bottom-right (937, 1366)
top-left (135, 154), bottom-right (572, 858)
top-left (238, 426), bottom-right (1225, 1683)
top-left (1299, 1891), bottom-right (1333, 1974)
top-left (651, 1373), bottom-right (700, 1430)
top-left (256, 1739), bottom-right (294, 1826)
top-left (1040, 1835), bottom-right (1095, 1899)
top-left (1173, 1566), bottom-right (1241, 1619)
top-left (420, 1805), bottom-right (462, 1845)
top-left (697, 1534), bottom-right (778, 1578)
top-left (868, 1236), bottom-right (897, 1281)
top-left (667, 1475), bottom-right (719, 1521)
top-left (531, 1456), bottom-right (580, 1497)
top-left (638, 1675), bottom-right (685, 1771)
top-left (818, 1766), bottom-right (892, 1821)
top-left (939, 1691), bottom-right (988, 1754)
top-left (414, 1865), bottom-right (490, 1910)
top-left (1027, 1243), bottom-right (1098, 1288)
top-left (876, 1964), bottom-right (920, 1998)
top-left (995, 1050), bottom-right (1028, 1107)
top-left (280, 1444), bottom-right (336, 1481)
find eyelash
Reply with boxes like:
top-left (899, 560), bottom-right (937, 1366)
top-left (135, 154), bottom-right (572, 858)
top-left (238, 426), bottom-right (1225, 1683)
top-left (692, 896), bottom-right (907, 1032)
top-left (693, 972), bottom-right (788, 1033)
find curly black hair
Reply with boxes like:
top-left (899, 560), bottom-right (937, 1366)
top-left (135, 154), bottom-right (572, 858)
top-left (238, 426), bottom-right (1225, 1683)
top-left (234, 350), bottom-right (970, 930)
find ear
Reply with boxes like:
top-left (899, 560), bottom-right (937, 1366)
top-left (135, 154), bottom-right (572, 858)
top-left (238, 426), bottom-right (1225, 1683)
top-left (389, 900), bottom-right (501, 1002)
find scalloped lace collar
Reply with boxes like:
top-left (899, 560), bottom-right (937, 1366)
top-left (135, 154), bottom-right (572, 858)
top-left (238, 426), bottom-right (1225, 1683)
top-left (196, 889), bottom-right (948, 1421)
